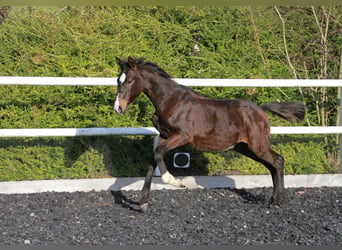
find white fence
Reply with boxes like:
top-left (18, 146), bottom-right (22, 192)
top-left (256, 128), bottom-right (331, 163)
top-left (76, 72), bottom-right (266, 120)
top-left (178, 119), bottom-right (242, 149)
top-left (1, 126), bottom-right (342, 138)
top-left (1, 76), bottom-right (342, 87)
top-left (0, 77), bottom-right (342, 173)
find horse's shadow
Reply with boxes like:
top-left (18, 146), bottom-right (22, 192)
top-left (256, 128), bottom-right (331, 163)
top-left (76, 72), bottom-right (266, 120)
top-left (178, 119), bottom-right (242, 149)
top-left (110, 188), bottom-right (268, 213)
top-left (108, 176), bottom-right (269, 212)
top-left (64, 135), bottom-right (154, 178)
top-left (230, 187), bottom-right (269, 205)
top-left (111, 190), bottom-right (142, 212)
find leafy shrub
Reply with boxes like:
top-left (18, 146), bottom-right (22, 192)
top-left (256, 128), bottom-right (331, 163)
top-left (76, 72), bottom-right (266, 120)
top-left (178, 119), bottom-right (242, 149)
top-left (0, 136), bottom-right (154, 181)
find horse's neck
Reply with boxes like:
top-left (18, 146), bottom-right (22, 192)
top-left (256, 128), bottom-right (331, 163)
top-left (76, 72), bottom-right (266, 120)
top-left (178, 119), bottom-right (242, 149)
top-left (143, 76), bottom-right (182, 113)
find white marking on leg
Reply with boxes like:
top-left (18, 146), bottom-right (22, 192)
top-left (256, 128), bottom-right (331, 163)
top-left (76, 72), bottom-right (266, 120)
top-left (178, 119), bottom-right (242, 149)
top-left (119, 72), bottom-right (126, 84)
top-left (161, 171), bottom-right (184, 187)
top-left (114, 94), bottom-right (121, 113)
top-left (225, 144), bottom-right (236, 151)
top-left (140, 203), bottom-right (149, 212)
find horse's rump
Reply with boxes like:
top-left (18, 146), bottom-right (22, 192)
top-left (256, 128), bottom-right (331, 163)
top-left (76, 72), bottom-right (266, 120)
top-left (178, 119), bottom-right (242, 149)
top-left (187, 98), bottom-right (270, 151)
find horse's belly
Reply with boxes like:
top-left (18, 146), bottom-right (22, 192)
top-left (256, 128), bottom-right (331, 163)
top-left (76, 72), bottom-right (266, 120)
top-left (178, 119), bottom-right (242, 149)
top-left (191, 133), bottom-right (239, 152)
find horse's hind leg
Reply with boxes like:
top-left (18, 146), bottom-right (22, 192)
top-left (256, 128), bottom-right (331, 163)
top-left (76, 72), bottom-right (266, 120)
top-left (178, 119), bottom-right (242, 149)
top-left (267, 150), bottom-right (285, 206)
top-left (234, 143), bottom-right (285, 207)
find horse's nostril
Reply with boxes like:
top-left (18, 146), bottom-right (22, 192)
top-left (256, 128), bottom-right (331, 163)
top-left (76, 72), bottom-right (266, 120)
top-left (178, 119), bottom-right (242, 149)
top-left (115, 107), bottom-right (121, 114)
top-left (114, 105), bottom-right (124, 114)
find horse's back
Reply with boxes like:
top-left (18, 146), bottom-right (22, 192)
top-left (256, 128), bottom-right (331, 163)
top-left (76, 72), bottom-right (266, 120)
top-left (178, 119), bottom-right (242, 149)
top-left (200, 98), bottom-right (268, 125)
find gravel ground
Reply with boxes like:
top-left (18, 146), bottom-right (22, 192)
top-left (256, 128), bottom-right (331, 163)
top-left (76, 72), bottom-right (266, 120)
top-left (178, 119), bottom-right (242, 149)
top-left (0, 187), bottom-right (341, 246)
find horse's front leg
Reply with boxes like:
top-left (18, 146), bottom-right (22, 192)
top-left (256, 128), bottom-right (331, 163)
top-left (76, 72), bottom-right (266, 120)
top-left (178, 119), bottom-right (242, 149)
top-left (140, 157), bottom-right (157, 212)
top-left (151, 113), bottom-right (169, 139)
top-left (155, 135), bottom-right (186, 188)
top-left (140, 134), bottom-right (186, 212)
top-left (140, 137), bottom-right (166, 212)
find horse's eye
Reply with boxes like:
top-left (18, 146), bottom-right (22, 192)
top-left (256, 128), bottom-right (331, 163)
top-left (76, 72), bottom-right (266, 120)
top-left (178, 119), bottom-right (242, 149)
top-left (127, 79), bottom-right (134, 84)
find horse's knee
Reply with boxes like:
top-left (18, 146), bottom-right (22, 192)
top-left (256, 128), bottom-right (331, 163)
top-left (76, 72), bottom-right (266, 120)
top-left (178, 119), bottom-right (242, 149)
top-left (269, 150), bottom-right (284, 172)
top-left (154, 146), bottom-right (166, 163)
top-left (154, 153), bottom-right (163, 164)
top-left (276, 154), bottom-right (284, 169)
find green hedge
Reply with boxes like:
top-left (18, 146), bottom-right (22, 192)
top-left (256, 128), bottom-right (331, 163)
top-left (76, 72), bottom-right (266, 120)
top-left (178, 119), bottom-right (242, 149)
top-left (0, 136), bottom-right (154, 181)
top-left (0, 135), bottom-right (335, 181)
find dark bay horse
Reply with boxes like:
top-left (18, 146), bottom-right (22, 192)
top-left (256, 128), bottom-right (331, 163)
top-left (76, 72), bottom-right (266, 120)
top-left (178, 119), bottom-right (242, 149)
top-left (114, 57), bottom-right (306, 212)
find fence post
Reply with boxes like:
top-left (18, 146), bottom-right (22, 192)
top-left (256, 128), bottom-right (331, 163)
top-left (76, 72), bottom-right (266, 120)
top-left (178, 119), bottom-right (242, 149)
top-left (153, 135), bottom-right (161, 176)
top-left (339, 88), bottom-right (342, 173)
top-left (339, 53), bottom-right (342, 173)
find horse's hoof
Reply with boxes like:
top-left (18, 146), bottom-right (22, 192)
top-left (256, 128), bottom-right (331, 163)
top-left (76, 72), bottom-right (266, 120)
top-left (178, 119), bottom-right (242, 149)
top-left (179, 181), bottom-right (186, 188)
top-left (171, 178), bottom-right (185, 188)
top-left (177, 179), bottom-right (185, 188)
top-left (268, 202), bottom-right (281, 208)
top-left (140, 203), bottom-right (149, 213)
top-left (268, 195), bottom-right (284, 208)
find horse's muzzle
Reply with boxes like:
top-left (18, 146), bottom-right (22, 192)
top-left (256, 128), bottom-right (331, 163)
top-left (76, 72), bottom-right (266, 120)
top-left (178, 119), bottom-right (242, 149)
top-left (114, 106), bottom-right (124, 114)
top-left (114, 94), bottom-right (126, 114)
top-left (114, 104), bottom-right (125, 115)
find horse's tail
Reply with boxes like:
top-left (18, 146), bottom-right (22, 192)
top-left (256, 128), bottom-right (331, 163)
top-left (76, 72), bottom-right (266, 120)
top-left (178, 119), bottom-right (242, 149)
top-left (261, 102), bottom-right (306, 123)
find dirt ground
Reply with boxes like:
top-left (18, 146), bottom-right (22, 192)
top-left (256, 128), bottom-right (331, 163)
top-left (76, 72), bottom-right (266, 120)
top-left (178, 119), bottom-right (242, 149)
top-left (0, 187), bottom-right (341, 245)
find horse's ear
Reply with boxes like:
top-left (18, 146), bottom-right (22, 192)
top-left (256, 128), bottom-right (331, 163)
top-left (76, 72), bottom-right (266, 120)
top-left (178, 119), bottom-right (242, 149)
top-left (128, 56), bottom-right (137, 70)
top-left (116, 57), bottom-right (122, 65)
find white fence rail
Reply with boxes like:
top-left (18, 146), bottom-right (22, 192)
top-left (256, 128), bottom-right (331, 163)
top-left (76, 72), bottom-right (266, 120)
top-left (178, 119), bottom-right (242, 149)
top-left (0, 127), bottom-right (159, 137)
top-left (1, 126), bottom-right (342, 138)
top-left (0, 76), bottom-right (341, 87)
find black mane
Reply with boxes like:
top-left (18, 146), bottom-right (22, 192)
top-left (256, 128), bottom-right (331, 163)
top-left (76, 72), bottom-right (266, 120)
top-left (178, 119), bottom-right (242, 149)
top-left (126, 57), bottom-right (171, 79)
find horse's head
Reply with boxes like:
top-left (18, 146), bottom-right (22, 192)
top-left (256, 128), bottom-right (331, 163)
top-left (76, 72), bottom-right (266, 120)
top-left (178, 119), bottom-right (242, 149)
top-left (114, 56), bottom-right (145, 114)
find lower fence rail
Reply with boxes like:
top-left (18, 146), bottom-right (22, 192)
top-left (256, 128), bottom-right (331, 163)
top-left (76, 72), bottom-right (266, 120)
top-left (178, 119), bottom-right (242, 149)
top-left (1, 126), bottom-right (342, 137)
